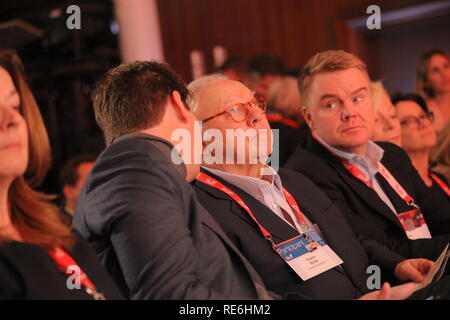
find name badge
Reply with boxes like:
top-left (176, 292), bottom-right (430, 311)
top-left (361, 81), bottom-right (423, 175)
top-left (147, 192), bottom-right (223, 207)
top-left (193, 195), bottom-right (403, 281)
top-left (274, 231), bottom-right (343, 281)
top-left (397, 209), bottom-right (432, 240)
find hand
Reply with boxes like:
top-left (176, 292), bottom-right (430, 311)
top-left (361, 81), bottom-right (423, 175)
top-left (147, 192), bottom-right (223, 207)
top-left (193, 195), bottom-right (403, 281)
top-left (395, 258), bottom-right (434, 283)
top-left (358, 282), bottom-right (420, 300)
top-left (358, 282), bottom-right (391, 300)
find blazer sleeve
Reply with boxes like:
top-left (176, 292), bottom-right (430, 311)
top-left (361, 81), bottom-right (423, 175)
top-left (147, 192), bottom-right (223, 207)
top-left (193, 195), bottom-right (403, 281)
top-left (84, 153), bottom-right (227, 300)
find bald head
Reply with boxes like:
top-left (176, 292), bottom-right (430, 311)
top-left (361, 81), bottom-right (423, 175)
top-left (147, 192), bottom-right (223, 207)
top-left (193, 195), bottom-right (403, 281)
top-left (191, 79), bottom-right (254, 122)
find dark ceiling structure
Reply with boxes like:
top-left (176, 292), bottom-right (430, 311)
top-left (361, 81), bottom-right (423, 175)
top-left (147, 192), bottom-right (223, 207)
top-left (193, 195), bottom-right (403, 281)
top-left (0, 0), bottom-right (120, 193)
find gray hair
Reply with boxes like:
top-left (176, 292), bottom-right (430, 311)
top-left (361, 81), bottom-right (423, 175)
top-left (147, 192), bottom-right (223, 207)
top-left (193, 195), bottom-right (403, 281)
top-left (187, 73), bottom-right (229, 110)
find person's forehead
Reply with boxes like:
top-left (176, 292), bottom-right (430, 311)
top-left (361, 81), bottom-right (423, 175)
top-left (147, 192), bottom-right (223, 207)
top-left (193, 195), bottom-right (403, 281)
top-left (311, 68), bottom-right (368, 95)
top-left (429, 54), bottom-right (448, 66)
top-left (203, 80), bottom-right (253, 109)
top-left (396, 100), bottom-right (423, 115)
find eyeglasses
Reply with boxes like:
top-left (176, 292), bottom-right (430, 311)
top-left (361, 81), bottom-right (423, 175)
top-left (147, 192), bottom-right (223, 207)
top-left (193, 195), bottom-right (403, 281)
top-left (202, 97), bottom-right (266, 123)
top-left (400, 112), bottom-right (434, 129)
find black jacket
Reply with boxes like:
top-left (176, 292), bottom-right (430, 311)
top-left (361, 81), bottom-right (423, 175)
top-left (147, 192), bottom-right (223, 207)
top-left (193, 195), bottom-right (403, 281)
top-left (0, 232), bottom-right (124, 300)
top-left (73, 133), bottom-right (269, 300)
top-left (193, 167), bottom-right (405, 299)
top-left (284, 134), bottom-right (450, 261)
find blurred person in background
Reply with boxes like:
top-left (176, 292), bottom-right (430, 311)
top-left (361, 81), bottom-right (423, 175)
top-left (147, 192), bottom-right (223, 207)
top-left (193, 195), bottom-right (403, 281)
top-left (370, 81), bottom-right (401, 147)
top-left (58, 155), bottom-right (96, 225)
top-left (247, 53), bottom-right (285, 97)
top-left (219, 55), bottom-right (249, 84)
top-left (431, 121), bottom-right (450, 182)
top-left (0, 50), bottom-right (123, 300)
top-left (415, 50), bottom-right (450, 132)
top-left (392, 93), bottom-right (450, 200)
top-left (266, 76), bottom-right (306, 166)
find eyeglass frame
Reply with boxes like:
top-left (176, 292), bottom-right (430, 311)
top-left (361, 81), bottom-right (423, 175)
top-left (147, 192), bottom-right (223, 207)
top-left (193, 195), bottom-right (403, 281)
top-left (399, 111), bottom-right (434, 129)
top-left (201, 96), bottom-right (267, 123)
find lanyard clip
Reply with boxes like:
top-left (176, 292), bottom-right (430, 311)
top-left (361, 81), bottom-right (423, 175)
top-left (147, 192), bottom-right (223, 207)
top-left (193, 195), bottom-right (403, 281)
top-left (265, 235), bottom-right (275, 246)
top-left (408, 200), bottom-right (420, 210)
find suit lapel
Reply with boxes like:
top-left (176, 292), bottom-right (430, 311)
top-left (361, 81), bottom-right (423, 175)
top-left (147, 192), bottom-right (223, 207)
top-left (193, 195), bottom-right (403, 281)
top-left (195, 169), bottom-right (300, 242)
top-left (279, 169), bottom-right (363, 283)
top-left (307, 137), bottom-right (404, 230)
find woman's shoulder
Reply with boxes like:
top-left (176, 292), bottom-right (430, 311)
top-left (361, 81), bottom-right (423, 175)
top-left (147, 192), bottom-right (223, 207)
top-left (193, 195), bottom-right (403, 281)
top-left (0, 232), bottom-right (125, 300)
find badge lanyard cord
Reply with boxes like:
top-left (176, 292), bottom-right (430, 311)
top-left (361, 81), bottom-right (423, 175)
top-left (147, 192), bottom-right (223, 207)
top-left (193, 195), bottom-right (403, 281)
top-left (47, 246), bottom-right (106, 300)
top-left (311, 132), bottom-right (420, 211)
top-left (196, 172), bottom-right (312, 246)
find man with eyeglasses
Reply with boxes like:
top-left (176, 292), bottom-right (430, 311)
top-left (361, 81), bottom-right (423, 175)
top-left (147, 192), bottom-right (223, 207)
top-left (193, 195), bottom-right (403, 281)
top-left (284, 50), bottom-right (450, 269)
top-left (188, 74), bottom-right (450, 300)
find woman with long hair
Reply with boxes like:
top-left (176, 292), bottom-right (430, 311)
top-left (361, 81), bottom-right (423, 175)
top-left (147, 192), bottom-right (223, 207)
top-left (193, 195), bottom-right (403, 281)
top-left (415, 49), bottom-right (450, 132)
top-left (0, 50), bottom-right (123, 299)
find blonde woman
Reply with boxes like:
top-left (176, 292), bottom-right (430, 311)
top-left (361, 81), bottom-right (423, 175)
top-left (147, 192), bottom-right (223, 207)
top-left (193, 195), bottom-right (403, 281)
top-left (415, 50), bottom-right (450, 132)
top-left (370, 81), bottom-right (401, 146)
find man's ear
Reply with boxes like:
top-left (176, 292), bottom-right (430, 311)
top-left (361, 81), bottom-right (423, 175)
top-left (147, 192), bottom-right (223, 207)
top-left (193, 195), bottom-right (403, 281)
top-left (169, 90), bottom-right (191, 123)
top-left (301, 106), bottom-right (314, 129)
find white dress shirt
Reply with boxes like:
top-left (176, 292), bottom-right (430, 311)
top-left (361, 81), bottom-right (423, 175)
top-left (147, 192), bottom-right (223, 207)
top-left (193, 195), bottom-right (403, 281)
top-left (314, 135), bottom-right (398, 214)
top-left (203, 166), bottom-right (315, 234)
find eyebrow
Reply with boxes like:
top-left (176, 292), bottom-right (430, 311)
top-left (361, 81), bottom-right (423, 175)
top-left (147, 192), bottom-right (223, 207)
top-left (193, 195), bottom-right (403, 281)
top-left (319, 87), bottom-right (367, 101)
top-left (222, 94), bottom-right (256, 106)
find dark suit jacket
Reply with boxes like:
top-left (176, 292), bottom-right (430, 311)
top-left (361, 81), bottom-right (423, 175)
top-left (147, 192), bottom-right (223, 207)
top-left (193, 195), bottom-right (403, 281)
top-left (284, 134), bottom-right (450, 261)
top-left (73, 133), bottom-right (268, 300)
top-left (0, 232), bottom-right (124, 300)
top-left (193, 167), bottom-right (405, 300)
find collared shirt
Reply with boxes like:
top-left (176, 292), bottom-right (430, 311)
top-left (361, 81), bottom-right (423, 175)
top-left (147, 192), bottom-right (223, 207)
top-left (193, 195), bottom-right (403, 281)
top-left (203, 166), bottom-right (314, 234)
top-left (315, 134), bottom-right (397, 214)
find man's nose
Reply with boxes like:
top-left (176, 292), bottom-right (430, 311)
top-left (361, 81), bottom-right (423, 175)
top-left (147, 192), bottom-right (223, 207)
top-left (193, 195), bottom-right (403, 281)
top-left (246, 105), bottom-right (264, 127)
top-left (340, 101), bottom-right (357, 121)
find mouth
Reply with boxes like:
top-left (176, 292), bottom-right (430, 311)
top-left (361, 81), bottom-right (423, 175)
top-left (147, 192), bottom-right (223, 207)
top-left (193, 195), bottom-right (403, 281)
top-left (341, 125), bottom-right (365, 133)
top-left (388, 136), bottom-right (400, 143)
top-left (0, 142), bottom-right (21, 150)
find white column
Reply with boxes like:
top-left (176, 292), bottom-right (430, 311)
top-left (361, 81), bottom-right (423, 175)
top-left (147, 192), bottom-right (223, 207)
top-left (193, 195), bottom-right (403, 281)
top-left (113, 0), bottom-right (165, 63)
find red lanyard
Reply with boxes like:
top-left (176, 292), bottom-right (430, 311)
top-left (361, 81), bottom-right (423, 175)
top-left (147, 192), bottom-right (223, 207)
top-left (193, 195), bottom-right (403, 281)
top-left (196, 172), bottom-right (307, 243)
top-left (429, 172), bottom-right (450, 197)
top-left (47, 246), bottom-right (106, 300)
top-left (312, 132), bottom-right (417, 208)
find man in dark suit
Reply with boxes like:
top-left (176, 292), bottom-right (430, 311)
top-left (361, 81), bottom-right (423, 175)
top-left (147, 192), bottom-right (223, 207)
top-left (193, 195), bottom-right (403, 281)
top-left (73, 61), bottom-right (271, 300)
top-left (187, 74), bottom-right (445, 300)
top-left (284, 50), bottom-right (450, 263)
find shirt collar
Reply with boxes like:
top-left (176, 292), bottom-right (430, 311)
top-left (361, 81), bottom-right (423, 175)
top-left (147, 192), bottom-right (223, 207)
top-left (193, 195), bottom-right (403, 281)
top-left (314, 133), bottom-right (384, 180)
top-left (202, 165), bottom-right (283, 192)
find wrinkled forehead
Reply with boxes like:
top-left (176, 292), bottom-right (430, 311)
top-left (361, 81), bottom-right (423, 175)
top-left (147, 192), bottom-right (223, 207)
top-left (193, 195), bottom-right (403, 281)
top-left (196, 80), bottom-right (254, 120)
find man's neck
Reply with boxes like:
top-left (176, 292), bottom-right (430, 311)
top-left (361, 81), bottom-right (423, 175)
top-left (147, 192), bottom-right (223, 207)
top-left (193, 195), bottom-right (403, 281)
top-left (408, 149), bottom-right (432, 186)
top-left (314, 132), bottom-right (367, 156)
top-left (340, 144), bottom-right (367, 156)
top-left (205, 163), bottom-right (264, 179)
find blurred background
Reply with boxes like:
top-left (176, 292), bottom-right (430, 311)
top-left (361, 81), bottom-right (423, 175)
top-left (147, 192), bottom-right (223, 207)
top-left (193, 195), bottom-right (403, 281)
top-left (1, 0), bottom-right (449, 193)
